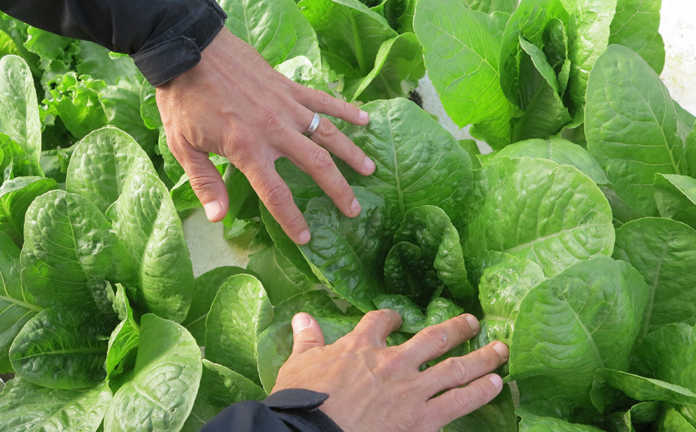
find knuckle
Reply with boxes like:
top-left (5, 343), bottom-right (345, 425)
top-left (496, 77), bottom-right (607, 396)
top-left (260, 108), bottom-right (281, 132)
top-left (317, 90), bottom-right (332, 109)
top-left (445, 358), bottom-right (471, 384)
top-left (316, 119), bottom-right (338, 140)
top-left (264, 182), bottom-right (291, 208)
top-left (422, 327), bottom-right (449, 351)
top-left (309, 148), bottom-right (333, 170)
top-left (188, 173), bottom-right (220, 192)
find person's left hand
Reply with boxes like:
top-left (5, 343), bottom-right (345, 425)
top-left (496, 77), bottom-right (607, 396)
top-left (273, 310), bottom-right (509, 432)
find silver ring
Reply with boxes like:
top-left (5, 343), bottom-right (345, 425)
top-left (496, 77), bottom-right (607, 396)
top-left (304, 112), bottom-right (321, 136)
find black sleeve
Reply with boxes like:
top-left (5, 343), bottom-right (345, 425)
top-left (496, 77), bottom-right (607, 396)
top-left (203, 389), bottom-right (344, 432)
top-left (0, 0), bottom-right (226, 86)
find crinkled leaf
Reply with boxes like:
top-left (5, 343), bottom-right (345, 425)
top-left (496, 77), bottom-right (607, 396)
top-left (614, 217), bottom-right (696, 329)
top-left (586, 45), bottom-right (685, 219)
top-left (466, 157), bottom-right (614, 278)
top-left (66, 126), bottom-right (155, 213)
top-left (0, 378), bottom-right (112, 432)
top-left (0, 176), bottom-right (56, 245)
top-left (10, 309), bottom-right (109, 390)
top-left (204, 274), bottom-right (272, 382)
top-left (42, 72), bottom-right (108, 139)
top-left (110, 172), bottom-right (194, 322)
top-left (104, 314), bottom-right (202, 432)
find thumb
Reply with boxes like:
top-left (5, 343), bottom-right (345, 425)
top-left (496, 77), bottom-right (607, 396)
top-left (173, 141), bottom-right (229, 222)
top-left (291, 313), bottom-right (325, 355)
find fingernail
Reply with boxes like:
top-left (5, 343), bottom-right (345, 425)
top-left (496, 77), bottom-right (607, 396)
top-left (489, 374), bottom-right (503, 390)
top-left (292, 313), bottom-right (312, 332)
top-left (463, 314), bottom-right (480, 334)
top-left (204, 201), bottom-right (223, 221)
top-left (363, 157), bottom-right (376, 174)
top-left (297, 230), bottom-right (311, 245)
top-left (350, 198), bottom-right (361, 216)
top-left (492, 342), bottom-right (509, 360)
top-left (359, 110), bottom-right (369, 123)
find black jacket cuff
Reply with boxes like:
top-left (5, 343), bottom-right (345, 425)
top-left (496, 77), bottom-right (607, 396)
top-left (264, 389), bottom-right (343, 432)
top-left (132, 0), bottom-right (226, 87)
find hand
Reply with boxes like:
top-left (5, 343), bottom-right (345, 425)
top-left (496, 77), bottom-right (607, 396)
top-left (155, 28), bottom-right (375, 244)
top-left (273, 310), bottom-right (509, 432)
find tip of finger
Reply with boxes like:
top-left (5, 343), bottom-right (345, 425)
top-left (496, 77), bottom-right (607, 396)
top-left (461, 314), bottom-right (480, 334)
top-left (358, 110), bottom-right (369, 124)
top-left (296, 230), bottom-right (311, 245)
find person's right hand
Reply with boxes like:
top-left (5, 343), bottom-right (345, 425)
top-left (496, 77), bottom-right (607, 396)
top-left (273, 310), bottom-right (509, 432)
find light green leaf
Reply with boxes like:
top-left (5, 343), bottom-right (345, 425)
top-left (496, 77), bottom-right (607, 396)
top-left (104, 314), bottom-right (202, 432)
top-left (105, 284), bottom-right (139, 383)
top-left (490, 137), bottom-right (609, 185)
top-left (636, 323), bottom-right (696, 397)
top-left (444, 384), bottom-right (517, 431)
top-left (350, 32), bottom-right (424, 101)
top-left (182, 266), bottom-right (248, 344)
top-left (181, 359), bottom-right (266, 432)
top-left (204, 274), bottom-right (273, 382)
top-left (614, 217), bottom-right (696, 329)
top-left (586, 45), bottom-right (685, 218)
top-left (560, 0), bottom-right (617, 117)
top-left (110, 171), bottom-right (194, 322)
top-left (66, 126), bottom-right (155, 213)
top-left (518, 409), bottom-right (605, 431)
top-left (0, 176), bottom-right (56, 245)
top-left (466, 157), bottom-right (614, 278)
top-left (601, 369), bottom-right (696, 405)
top-left (655, 174), bottom-right (696, 228)
top-left (0, 55), bottom-right (42, 176)
top-left (609, 0), bottom-right (664, 74)
top-left (221, 0), bottom-right (321, 68)
top-left (659, 408), bottom-right (696, 432)
top-left (247, 246), bottom-right (315, 306)
top-left (415, 0), bottom-right (517, 146)
top-left (0, 378), bottom-right (112, 432)
top-left (509, 258), bottom-right (649, 418)
top-left (462, 0), bottom-right (518, 13)
top-left (9, 309), bottom-right (109, 390)
top-left (99, 80), bottom-right (157, 155)
top-left (20, 190), bottom-right (118, 310)
top-left (42, 72), bottom-right (108, 139)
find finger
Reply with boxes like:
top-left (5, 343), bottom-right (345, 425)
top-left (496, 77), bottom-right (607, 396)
top-left (277, 131), bottom-right (360, 218)
top-left (423, 374), bottom-right (503, 429)
top-left (297, 87), bottom-right (369, 126)
top-left (419, 341), bottom-right (509, 396)
top-left (169, 136), bottom-right (229, 222)
top-left (291, 313), bottom-right (325, 355)
top-left (307, 115), bottom-right (375, 176)
top-left (398, 314), bottom-right (480, 367)
top-left (348, 310), bottom-right (403, 346)
top-left (247, 164), bottom-right (309, 244)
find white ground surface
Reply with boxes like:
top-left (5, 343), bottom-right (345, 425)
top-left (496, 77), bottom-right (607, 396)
top-left (184, 3), bottom-right (696, 277)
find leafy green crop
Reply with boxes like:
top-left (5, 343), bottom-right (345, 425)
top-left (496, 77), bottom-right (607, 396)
top-left (2, 1), bottom-right (696, 431)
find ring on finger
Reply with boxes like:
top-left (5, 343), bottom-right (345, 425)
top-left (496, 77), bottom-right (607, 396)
top-left (304, 112), bottom-right (321, 137)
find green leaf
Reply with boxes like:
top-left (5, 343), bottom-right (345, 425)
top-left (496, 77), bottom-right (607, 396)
top-left (518, 409), bottom-right (605, 431)
top-left (0, 55), bottom-right (42, 176)
top-left (636, 323), bottom-right (696, 397)
top-left (0, 378), bottom-right (112, 432)
top-left (99, 80), bottom-right (157, 156)
top-left (600, 369), bottom-right (696, 405)
top-left (181, 359), bottom-right (266, 432)
top-left (0, 176), bottom-right (56, 245)
top-left (300, 187), bottom-right (389, 312)
top-left (221, 0), bottom-right (321, 68)
top-left (42, 72), bottom-right (108, 139)
top-left (655, 174), bottom-right (696, 228)
top-left (139, 81), bottom-right (161, 130)
top-left (380, 0), bottom-right (418, 33)
top-left (247, 246), bottom-right (316, 306)
top-left (609, 0), bottom-right (664, 74)
top-left (110, 171), bottom-right (194, 322)
top-left (104, 314), bottom-right (202, 432)
top-left (462, 0), bottom-right (518, 13)
top-left (509, 258), bottom-right (650, 418)
top-left (350, 32), bottom-right (424, 101)
top-left (20, 190), bottom-right (119, 310)
top-left (66, 126), bottom-right (156, 213)
top-left (340, 98), bottom-right (474, 232)
top-left (659, 408), bottom-right (696, 432)
top-left (204, 274), bottom-right (273, 382)
top-left (415, 0), bottom-right (517, 147)
top-left (466, 157), bottom-right (614, 278)
top-left (9, 308), bottom-right (109, 390)
top-left (490, 137), bottom-right (609, 185)
top-left (586, 45), bottom-right (685, 219)
top-left (182, 266), bottom-right (248, 343)
top-left (105, 284), bottom-right (139, 383)
top-left (300, 0), bottom-right (397, 79)
top-left (157, 128), bottom-right (185, 185)
top-left (0, 232), bottom-right (39, 373)
top-left (75, 41), bottom-right (140, 86)
top-left (560, 0), bottom-right (617, 117)
top-left (372, 294), bottom-right (426, 333)
top-left (384, 205), bottom-right (472, 304)
top-left (614, 217), bottom-right (696, 329)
